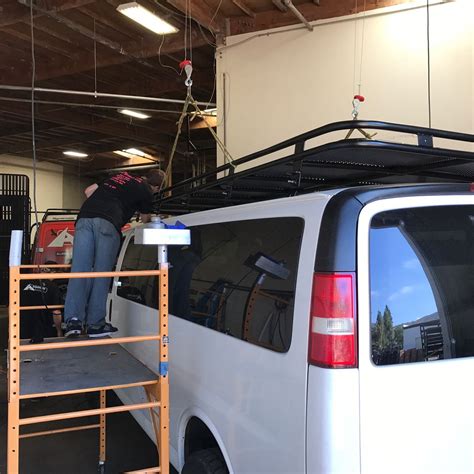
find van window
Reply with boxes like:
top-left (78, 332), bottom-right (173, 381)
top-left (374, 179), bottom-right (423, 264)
top-left (119, 217), bottom-right (304, 352)
top-left (118, 237), bottom-right (157, 306)
top-left (369, 205), bottom-right (474, 365)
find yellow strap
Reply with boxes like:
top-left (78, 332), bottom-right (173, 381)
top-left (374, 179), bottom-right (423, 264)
top-left (160, 88), bottom-right (236, 191)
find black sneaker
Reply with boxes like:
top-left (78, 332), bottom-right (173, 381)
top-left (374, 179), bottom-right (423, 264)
top-left (87, 322), bottom-right (118, 338)
top-left (65, 318), bottom-right (82, 338)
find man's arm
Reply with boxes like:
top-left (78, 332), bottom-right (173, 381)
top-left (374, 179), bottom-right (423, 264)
top-left (140, 213), bottom-right (152, 223)
top-left (84, 183), bottom-right (98, 198)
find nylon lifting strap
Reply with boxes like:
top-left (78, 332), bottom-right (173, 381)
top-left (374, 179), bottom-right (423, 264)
top-left (162, 78), bottom-right (236, 190)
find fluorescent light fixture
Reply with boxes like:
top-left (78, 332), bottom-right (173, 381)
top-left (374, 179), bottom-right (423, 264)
top-left (63, 151), bottom-right (88, 158)
top-left (114, 148), bottom-right (156, 160)
top-left (119, 109), bottom-right (150, 120)
top-left (117, 2), bottom-right (178, 35)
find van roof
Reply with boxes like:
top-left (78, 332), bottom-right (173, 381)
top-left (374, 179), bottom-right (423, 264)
top-left (156, 120), bottom-right (474, 216)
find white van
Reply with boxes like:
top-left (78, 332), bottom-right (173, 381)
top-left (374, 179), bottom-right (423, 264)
top-left (109, 182), bottom-right (474, 474)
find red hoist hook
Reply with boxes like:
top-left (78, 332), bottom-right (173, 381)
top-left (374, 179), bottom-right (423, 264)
top-left (351, 94), bottom-right (365, 119)
top-left (179, 59), bottom-right (193, 87)
top-left (345, 94), bottom-right (376, 139)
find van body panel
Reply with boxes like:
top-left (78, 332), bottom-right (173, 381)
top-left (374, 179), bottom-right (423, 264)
top-left (306, 366), bottom-right (360, 474)
top-left (110, 185), bottom-right (474, 473)
top-left (111, 193), bottom-right (331, 473)
top-left (357, 195), bottom-right (474, 474)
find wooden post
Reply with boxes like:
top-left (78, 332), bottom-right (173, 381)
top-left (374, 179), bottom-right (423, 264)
top-left (7, 266), bottom-right (21, 473)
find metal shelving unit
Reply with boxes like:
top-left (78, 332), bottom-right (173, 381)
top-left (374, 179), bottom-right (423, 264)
top-left (7, 263), bottom-right (170, 474)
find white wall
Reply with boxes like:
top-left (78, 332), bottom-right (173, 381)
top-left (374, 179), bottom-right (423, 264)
top-left (0, 155), bottom-right (89, 216)
top-left (0, 155), bottom-right (64, 214)
top-left (216, 0), bottom-right (473, 166)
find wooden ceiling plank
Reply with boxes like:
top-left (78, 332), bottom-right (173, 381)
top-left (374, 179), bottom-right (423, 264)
top-left (0, 0), bottom-right (95, 28)
top-left (18, 0), bottom-right (160, 70)
top-left (0, 131), bottom-right (106, 154)
top-left (0, 101), bottom-right (175, 150)
top-left (2, 26), bottom-right (73, 56)
top-left (166, 0), bottom-right (222, 33)
top-left (229, 0), bottom-right (410, 36)
top-left (0, 120), bottom-right (62, 138)
top-left (272, 0), bottom-right (287, 13)
top-left (25, 18), bottom-right (89, 50)
top-left (231, 0), bottom-right (256, 18)
top-left (0, 30), bottom-right (209, 84)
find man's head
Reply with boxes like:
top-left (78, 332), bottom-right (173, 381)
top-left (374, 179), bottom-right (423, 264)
top-left (144, 169), bottom-right (166, 193)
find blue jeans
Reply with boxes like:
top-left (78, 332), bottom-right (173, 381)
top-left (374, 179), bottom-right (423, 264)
top-left (64, 217), bottom-right (121, 327)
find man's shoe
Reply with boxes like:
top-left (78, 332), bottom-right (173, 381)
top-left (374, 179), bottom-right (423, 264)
top-left (65, 318), bottom-right (82, 338)
top-left (87, 322), bottom-right (118, 338)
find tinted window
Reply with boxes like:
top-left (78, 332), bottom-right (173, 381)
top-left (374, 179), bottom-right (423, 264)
top-left (369, 205), bottom-right (474, 365)
top-left (118, 237), bottom-right (158, 307)
top-left (119, 218), bottom-right (304, 352)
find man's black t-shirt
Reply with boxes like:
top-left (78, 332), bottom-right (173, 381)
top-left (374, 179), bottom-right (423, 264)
top-left (20, 280), bottom-right (60, 341)
top-left (79, 172), bottom-right (154, 233)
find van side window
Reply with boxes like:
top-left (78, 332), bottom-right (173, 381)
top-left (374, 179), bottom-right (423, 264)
top-left (168, 217), bottom-right (304, 352)
top-left (118, 237), bottom-right (157, 307)
top-left (369, 206), bottom-right (474, 365)
top-left (118, 218), bottom-right (304, 353)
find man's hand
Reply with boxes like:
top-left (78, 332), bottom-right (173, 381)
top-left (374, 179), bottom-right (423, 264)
top-left (84, 183), bottom-right (98, 198)
top-left (140, 213), bottom-right (152, 223)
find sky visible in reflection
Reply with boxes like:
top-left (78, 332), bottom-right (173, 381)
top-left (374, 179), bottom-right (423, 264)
top-left (370, 227), bottom-right (437, 326)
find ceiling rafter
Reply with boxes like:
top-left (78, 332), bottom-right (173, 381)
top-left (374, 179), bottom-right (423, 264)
top-left (0, 0), bottom-right (96, 28)
top-left (231, 0), bottom-right (256, 19)
top-left (166, 0), bottom-right (224, 33)
top-left (0, 28), bottom-right (209, 84)
top-left (229, 0), bottom-right (410, 36)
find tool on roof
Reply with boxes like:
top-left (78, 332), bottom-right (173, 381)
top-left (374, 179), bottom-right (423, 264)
top-left (345, 95), bottom-right (377, 140)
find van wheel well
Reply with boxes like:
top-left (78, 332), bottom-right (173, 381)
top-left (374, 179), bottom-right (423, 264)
top-left (184, 417), bottom-right (222, 461)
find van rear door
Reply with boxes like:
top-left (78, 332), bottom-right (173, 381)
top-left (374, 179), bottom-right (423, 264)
top-left (358, 195), bottom-right (474, 473)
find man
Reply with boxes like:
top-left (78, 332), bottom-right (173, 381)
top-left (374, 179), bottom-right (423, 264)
top-left (64, 169), bottom-right (165, 338)
top-left (20, 265), bottom-right (62, 343)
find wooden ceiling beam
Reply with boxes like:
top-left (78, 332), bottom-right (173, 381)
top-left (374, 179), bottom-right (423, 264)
top-left (232, 0), bottom-right (256, 19)
top-left (18, 0), bottom-right (159, 70)
top-left (166, 0), bottom-right (223, 33)
top-left (0, 102), bottom-right (171, 147)
top-left (0, 0), bottom-right (95, 28)
top-left (229, 0), bottom-right (411, 36)
top-left (26, 19), bottom-right (88, 50)
top-left (0, 120), bottom-right (61, 138)
top-left (0, 132), bottom-right (106, 154)
top-left (2, 26), bottom-right (74, 56)
top-left (0, 28), bottom-right (209, 84)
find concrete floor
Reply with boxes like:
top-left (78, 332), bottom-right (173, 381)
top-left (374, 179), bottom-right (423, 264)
top-left (0, 307), bottom-right (177, 474)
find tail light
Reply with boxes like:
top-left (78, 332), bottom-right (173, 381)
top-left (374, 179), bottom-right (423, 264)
top-left (308, 272), bottom-right (357, 368)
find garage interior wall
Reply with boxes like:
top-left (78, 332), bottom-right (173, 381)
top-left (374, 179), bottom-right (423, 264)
top-left (0, 155), bottom-right (89, 213)
top-left (216, 0), bottom-right (474, 167)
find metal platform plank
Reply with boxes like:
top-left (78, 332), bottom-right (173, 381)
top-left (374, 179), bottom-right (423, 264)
top-left (20, 338), bottom-right (157, 396)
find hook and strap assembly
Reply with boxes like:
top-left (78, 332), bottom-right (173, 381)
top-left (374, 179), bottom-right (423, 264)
top-left (345, 94), bottom-right (377, 140)
top-left (161, 60), bottom-right (235, 191)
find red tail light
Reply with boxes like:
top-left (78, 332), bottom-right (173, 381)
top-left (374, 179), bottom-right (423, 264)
top-left (308, 273), bottom-right (357, 368)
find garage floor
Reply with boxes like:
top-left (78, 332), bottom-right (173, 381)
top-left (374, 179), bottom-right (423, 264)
top-left (0, 307), bottom-right (177, 474)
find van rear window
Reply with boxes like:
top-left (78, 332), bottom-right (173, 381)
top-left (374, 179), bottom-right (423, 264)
top-left (369, 205), bottom-right (474, 365)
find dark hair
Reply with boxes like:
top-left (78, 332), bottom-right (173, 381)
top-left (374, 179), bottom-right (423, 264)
top-left (145, 169), bottom-right (166, 187)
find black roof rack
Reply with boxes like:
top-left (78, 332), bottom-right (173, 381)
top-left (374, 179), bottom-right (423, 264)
top-left (155, 120), bottom-right (474, 215)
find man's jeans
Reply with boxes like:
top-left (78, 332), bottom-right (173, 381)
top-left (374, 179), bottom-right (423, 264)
top-left (64, 217), bottom-right (120, 327)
